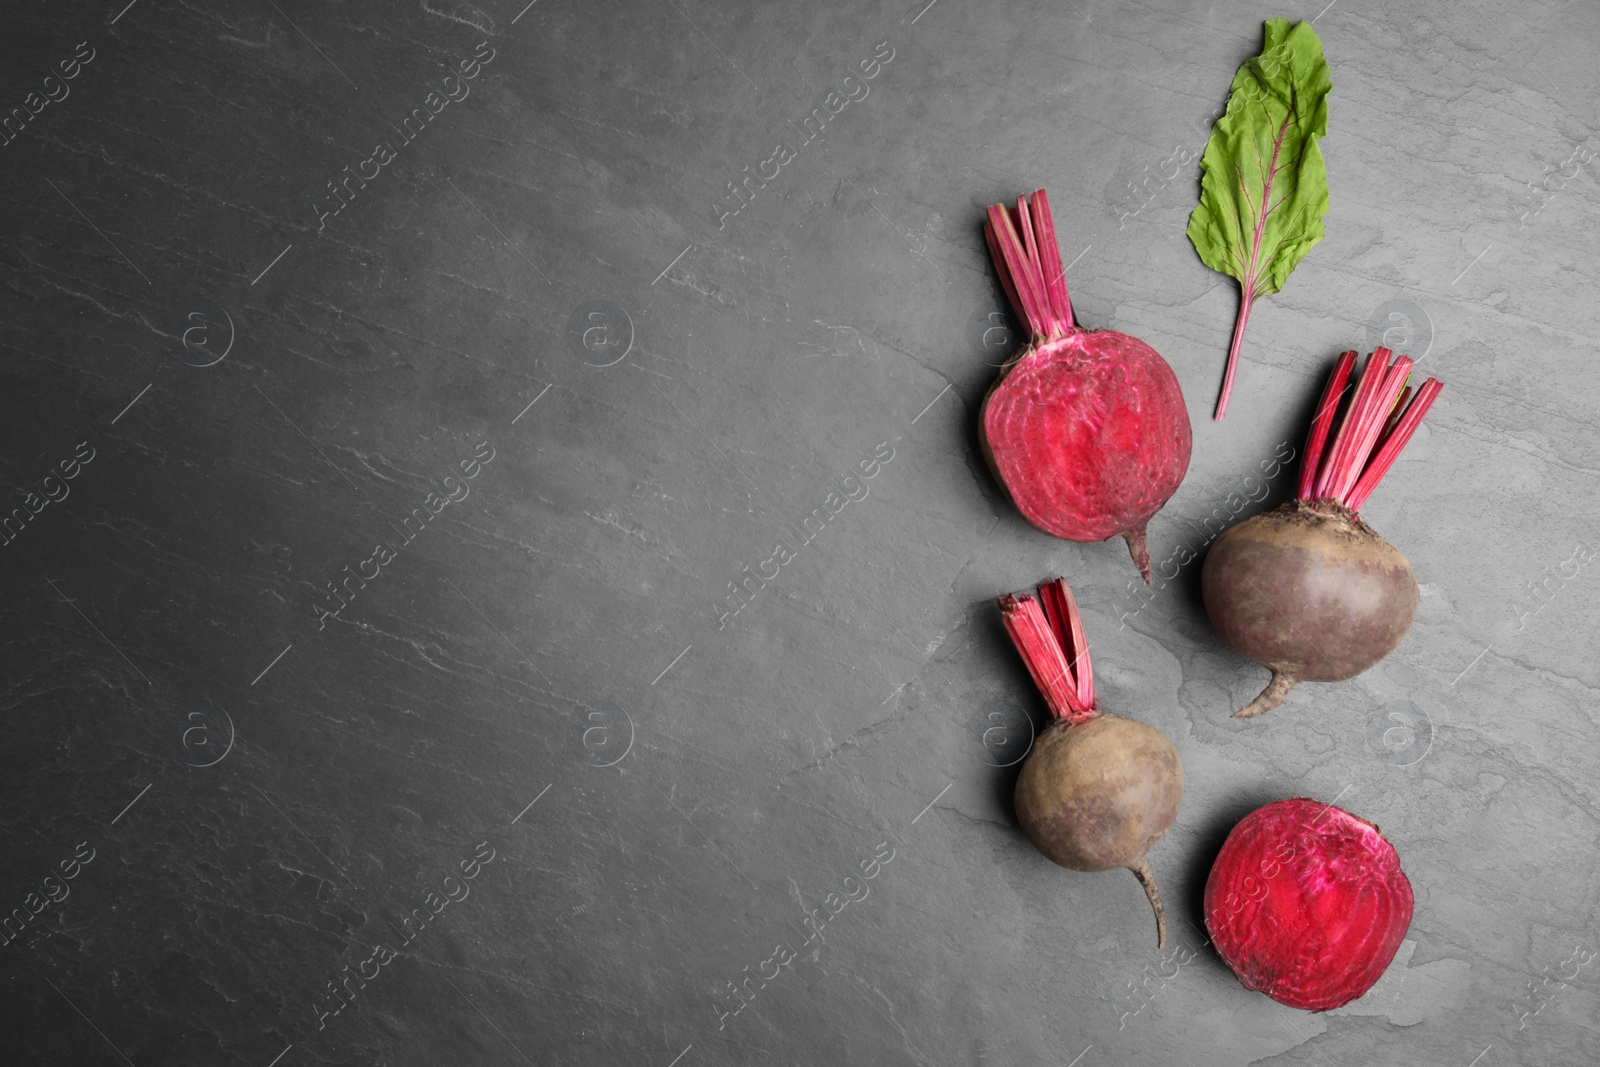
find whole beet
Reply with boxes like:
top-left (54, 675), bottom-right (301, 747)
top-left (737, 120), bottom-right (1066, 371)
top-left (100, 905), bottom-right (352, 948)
top-left (981, 191), bottom-right (1192, 582)
top-left (1015, 715), bottom-right (1183, 942)
top-left (1000, 579), bottom-right (1184, 947)
top-left (1202, 348), bottom-right (1444, 717)
top-left (1203, 500), bottom-right (1418, 717)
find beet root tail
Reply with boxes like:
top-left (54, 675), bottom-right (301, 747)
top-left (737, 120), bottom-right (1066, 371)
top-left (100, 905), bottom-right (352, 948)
top-left (1234, 670), bottom-right (1296, 718)
top-left (1122, 526), bottom-right (1152, 585)
top-left (1128, 855), bottom-right (1167, 949)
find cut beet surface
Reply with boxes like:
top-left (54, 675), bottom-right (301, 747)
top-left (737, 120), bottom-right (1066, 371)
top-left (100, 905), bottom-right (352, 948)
top-left (1204, 797), bottom-right (1414, 1011)
top-left (981, 191), bottom-right (1192, 582)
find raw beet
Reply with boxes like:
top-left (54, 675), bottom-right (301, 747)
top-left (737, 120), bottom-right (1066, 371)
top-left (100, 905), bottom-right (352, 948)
top-left (1203, 501), bottom-right (1418, 713)
top-left (1000, 578), bottom-right (1184, 946)
top-left (1202, 348), bottom-right (1444, 716)
top-left (981, 191), bottom-right (1192, 582)
top-left (1204, 797), bottom-right (1414, 1011)
top-left (1014, 717), bottom-right (1183, 937)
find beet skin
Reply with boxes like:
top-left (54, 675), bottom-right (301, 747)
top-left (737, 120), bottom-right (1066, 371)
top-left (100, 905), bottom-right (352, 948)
top-left (1015, 716), bottom-right (1184, 873)
top-left (1015, 716), bottom-right (1183, 947)
top-left (1199, 349), bottom-right (1443, 717)
top-left (1202, 500), bottom-right (1418, 717)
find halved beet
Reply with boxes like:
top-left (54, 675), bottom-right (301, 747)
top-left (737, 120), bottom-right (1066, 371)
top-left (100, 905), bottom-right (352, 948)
top-left (981, 191), bottom-right (1192, 582)
top-left (1203, 797), bottom-right (1413, 1011)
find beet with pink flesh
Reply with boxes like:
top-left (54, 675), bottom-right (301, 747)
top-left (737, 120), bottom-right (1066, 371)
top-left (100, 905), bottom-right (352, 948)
top-left (1202, 348), bottom-right (1445, 716)
top-left (1204, 797), bottom-right (1414, 1011)
top-left (981, 191), bottom-right (1192, 583)
top-left (1000, 578), bottom-right (1184, 947)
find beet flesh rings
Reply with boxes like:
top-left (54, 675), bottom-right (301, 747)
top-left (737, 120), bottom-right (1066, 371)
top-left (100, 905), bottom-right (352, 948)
top-left (981, 329), bottom-right (1192, 572)
top-left (1204, 798), bottom-right (1413, 1011)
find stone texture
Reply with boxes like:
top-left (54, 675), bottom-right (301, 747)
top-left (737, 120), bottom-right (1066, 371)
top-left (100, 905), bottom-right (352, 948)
top-left (1, 0), bottom-right (1597, 1064)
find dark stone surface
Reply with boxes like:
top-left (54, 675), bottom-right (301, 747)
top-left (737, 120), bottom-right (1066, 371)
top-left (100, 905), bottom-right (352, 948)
top-left (2, 1), bottom-right (1597, 1064)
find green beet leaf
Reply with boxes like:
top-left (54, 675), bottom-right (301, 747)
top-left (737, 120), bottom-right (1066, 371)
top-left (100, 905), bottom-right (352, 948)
top-left (1188, 18), bottom-right (1332, 419)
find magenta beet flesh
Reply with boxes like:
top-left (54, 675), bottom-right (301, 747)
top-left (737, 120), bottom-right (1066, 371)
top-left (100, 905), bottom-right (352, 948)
top-left (981, 191), bottom-right (1192, 582)
top-left (1204, 798), bottom-right (1413, 1011)
top-left (981, 329), bottom-right (1192, 580)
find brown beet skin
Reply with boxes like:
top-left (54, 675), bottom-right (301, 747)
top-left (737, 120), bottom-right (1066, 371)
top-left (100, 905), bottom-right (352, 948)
top-left (1202, 500), bottom-right (1418, 717)
top-left (1015, 715), bottom-right (1184, 945)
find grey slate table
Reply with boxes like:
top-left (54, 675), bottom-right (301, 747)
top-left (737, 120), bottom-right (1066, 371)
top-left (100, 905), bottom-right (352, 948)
top-left (3, 1), bottom-right (1598, 1064)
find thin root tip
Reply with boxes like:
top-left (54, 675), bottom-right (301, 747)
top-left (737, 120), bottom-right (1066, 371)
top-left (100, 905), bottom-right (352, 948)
top-left (1129, 857), bottom-right (1167, 949)
top-left (1234, 671), bottom-right (1295, 718)
top-left (1123, 527), bottom-right (1153, 585)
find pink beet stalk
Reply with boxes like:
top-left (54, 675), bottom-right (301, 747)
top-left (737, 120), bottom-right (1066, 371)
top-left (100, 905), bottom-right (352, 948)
top-left (986, 193), bottom-right (1075, 342)
top-left (1346, 378), bottom-right (1444, 512)
top-left (1299, 347), bottom-right (1444, 510)
top-left (999, 580), bottom-right (1095, 722)
top-left (1296, 350), bottom-right (1356, 499)
top-left (1215, 293), bottom-right (1254, 420)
